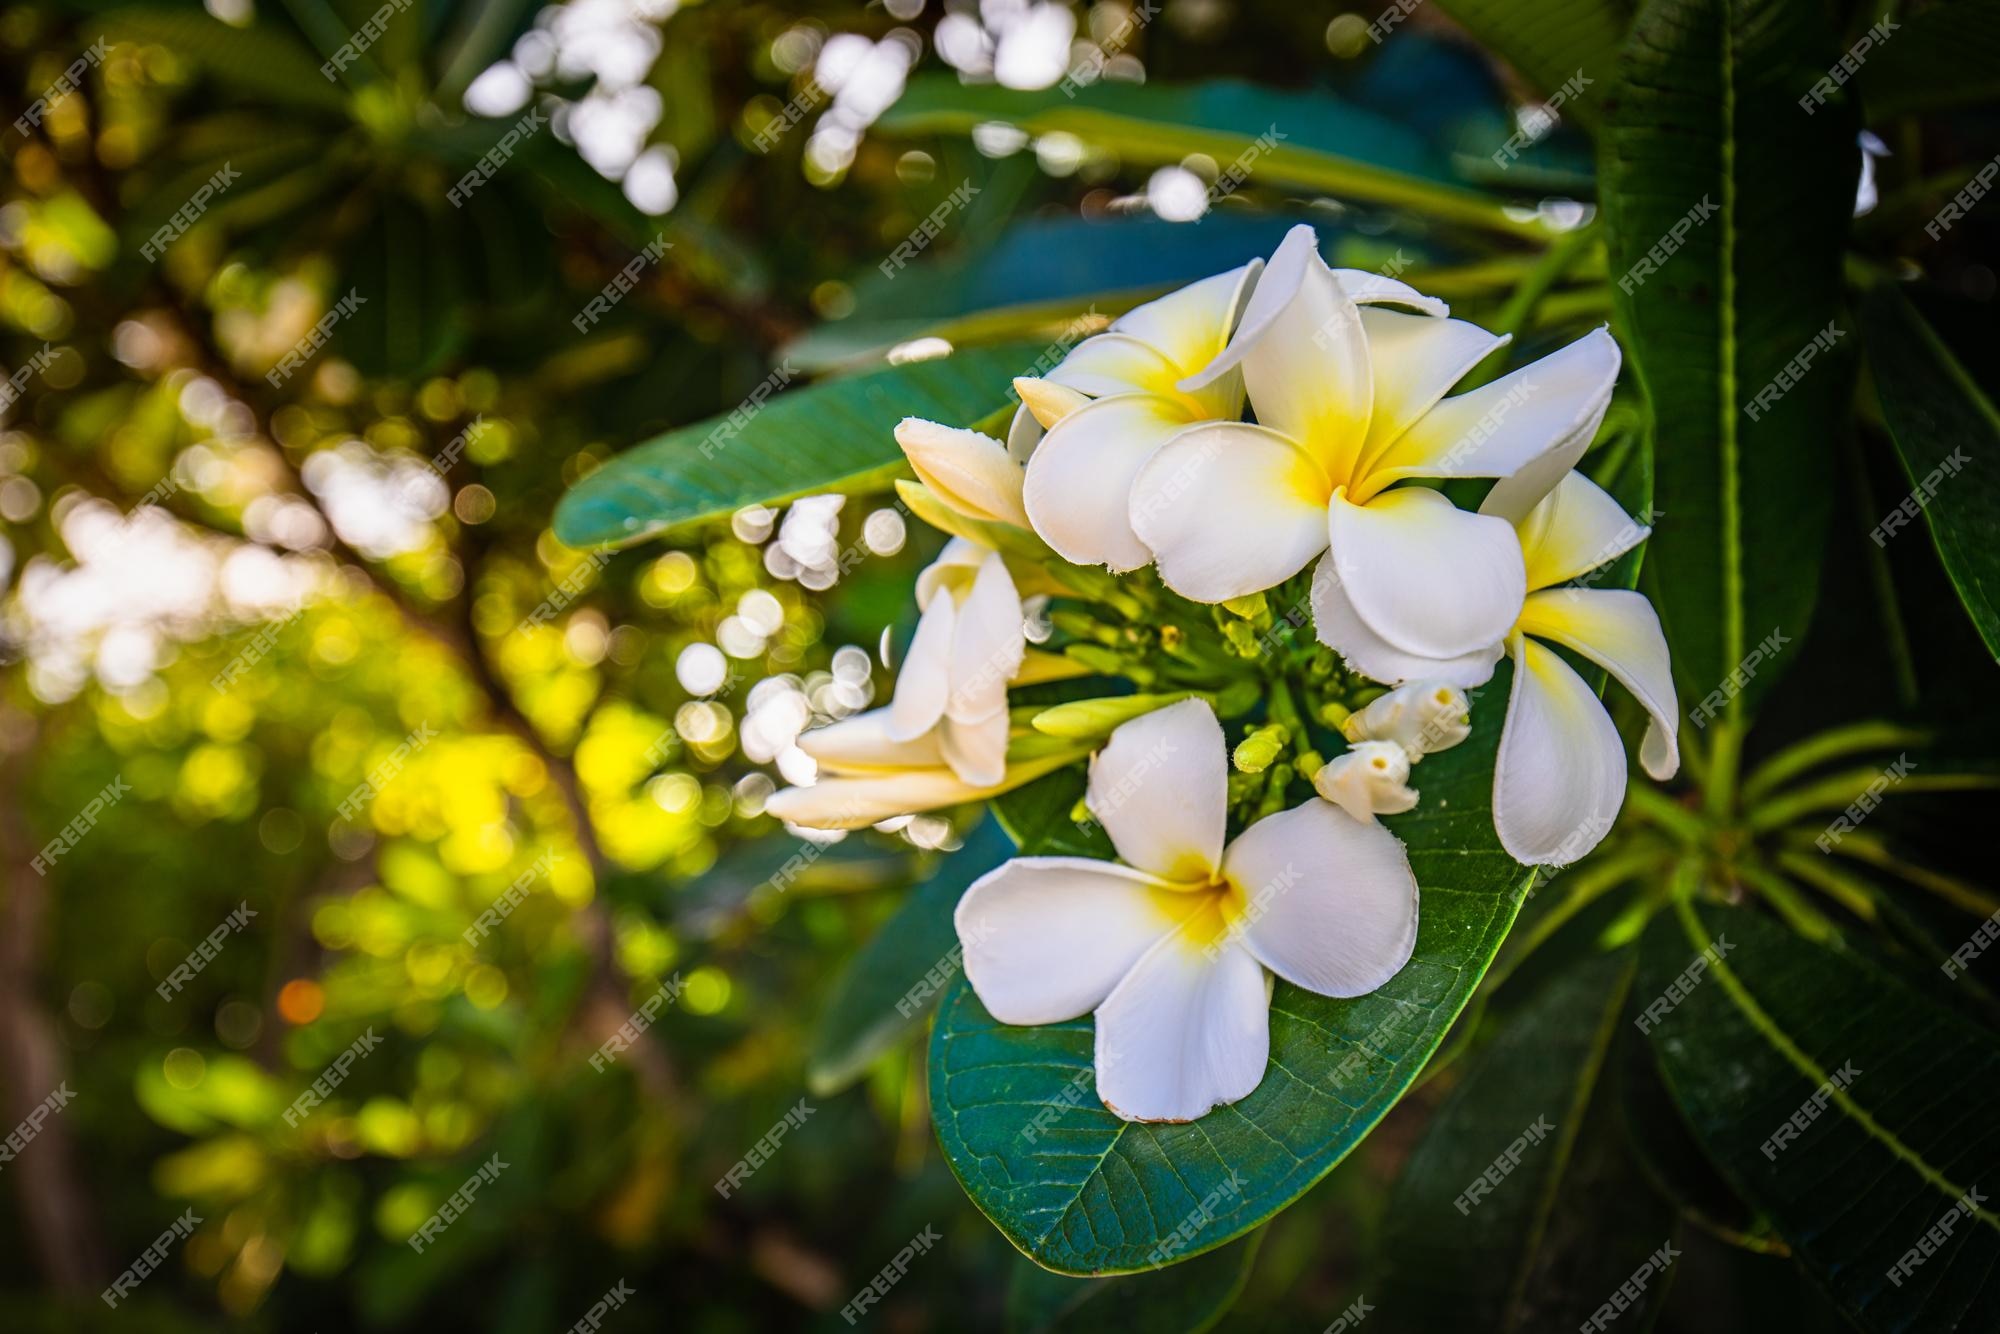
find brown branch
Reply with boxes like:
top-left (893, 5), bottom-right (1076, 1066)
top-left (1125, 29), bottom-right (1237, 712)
top-left (0, 713), bottom-right (109, 1293)
top-left (154, 301), bottom-right (675, 1101)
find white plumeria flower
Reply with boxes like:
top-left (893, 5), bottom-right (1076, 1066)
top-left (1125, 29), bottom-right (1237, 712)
top-left (1312, 740), bottom-right (1419, 824)
top-left (1341, 681), bottom-right (1473, 761)
top-left (955, 699), bottom-right (1419, 1123)
top-left (885, 538), bottom-right (1026, 788)
top-left (1013, 263), bottom-right (1259, 571)
top-left (893, 418), bottom-right (1029, 529)
top-left (1130, 225), bottom-right (1621, 691)
top-left (1491, 472), bottom-right (1680, 865)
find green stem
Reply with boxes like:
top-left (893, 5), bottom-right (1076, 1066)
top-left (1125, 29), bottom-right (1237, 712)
top-left (1703, 718), bottom-right (1744, 824)
top-left (1741, 720), bottom-right (1927, 807)
top-left (1456, 223), bottom-right (1602, 391)
top-left (1623, 784), bottom-right (1708, 846)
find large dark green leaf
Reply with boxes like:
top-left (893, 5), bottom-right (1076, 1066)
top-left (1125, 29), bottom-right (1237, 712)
top-left (1599, 0), bottom-right (1856, 719)
top-left (552, 340), bottom-right (1047, 549)
top-left (1432, 0), bottom-right (1632, 131)
top-left (1855, 0), bottom-right (2000, 119)
top-left (807, 817), bottom-right (1015, 1096)
top-left (1380, 952), bottom-right (1681, 1331)
top-left (879, 76), bottom-right (1547, 240)
top-left (1641, 898), bottom-right (2000, 1331)
top-left (928, 696), bottom-right (1535, 1274)
top-left (1005, 1230), bottom-right (1260, 1334)
top-left (1862, 286), bottom-right (2000, 663)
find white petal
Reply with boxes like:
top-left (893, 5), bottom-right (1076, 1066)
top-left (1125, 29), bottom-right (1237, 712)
top-left (1013, 377), bottom-right (1091, 430)
top-left (1493, 637), bottom-right (1626, 866)
top-left (1513, 471), bottom-right (1650, 592)
top-left (1366, 327), bottom-right (1621, 522)
top-left (1356, 308), bottom-right (1509, 470)
top-left (945, 551), bottom-right (1025, 723)
top-left (1520, 589), bottom-right (1680, 780)
top-left (1087, 697), bottom-right (1226, 882)
top-left (1094, 923), bottom-right (1271, 1122)
top-left (1222, 799), bottom-right (1420, 997)
top-left (1048, 332), bottom-right (1180, 398)
top-left (1310, 553), bottom-right (1505, 688)
top-left (1023, 394), bottom-right (1194, 571)
top-left (1310, 741), bottom-right (1419, 824)
top-left (764, 769), bottom-right (979, 829)
top-left (894, 418), bottom-right (1030, 527)
top-left (1129, 422), bottom-right (1331, 603)
top-left (1341, 680), bottom-right (1474, 760)
top-left (1333, 268), bottom-right (1450, 316)
top-left (886, 592), bottom-right (955, 741)
top-left (1328, 487), bottom-right (1526, 658)
top-left (1006, 399), bottom-right (1047, 465)
top-left (1182, 225), bottom-right (1318, 388)
top-left (1109, 261), bottom-right (1261, 377)
top-left (1211, 228), bottom-right (1371, 476)
top-left (795, 707), bottom-right (943, 773)
top-left (941, 710), bottom-right (1009, 787)
top-left (956, 857), bottom-right (1193, 1025)
top-left (915, 536), bottom-right (985, 610)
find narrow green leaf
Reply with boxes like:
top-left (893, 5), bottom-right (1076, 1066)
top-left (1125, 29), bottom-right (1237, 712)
top-left (1862, 285), bottom-right (2000, 663)
top-left (787, 213), bottom-right (1355, 372)
top-left (1381, 952), bottom-right (1680, 1331)
top-left (806, 818), bottom-right (1014, 1097)
top-left (102, 7), bottom-right (350, 114)
top-left (552, 340), bottom-right (1048, 549)
top-left (1599, 0), bottom-right (1856, 717)
top-left (1641, 899), bottom-right (2000, 1331)
top-left (879, 76), bottom-right (1549, 240)
top-left (929, 700), bottom-right (1534, 1274)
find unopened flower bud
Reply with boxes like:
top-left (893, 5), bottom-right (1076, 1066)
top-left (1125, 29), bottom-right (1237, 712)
top-left (1313, 741), bottom-right (1419, 824)
top-left (1341, 681), bottom-right (1471, 762)
top-left (1031, 692), bottom-right (1195, 739)
top-left (1233, 724), bottom-right (1287, 774)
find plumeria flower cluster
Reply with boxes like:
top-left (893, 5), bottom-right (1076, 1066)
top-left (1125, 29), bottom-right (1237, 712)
top-left (767, 224), bottom-right (1679, 1121)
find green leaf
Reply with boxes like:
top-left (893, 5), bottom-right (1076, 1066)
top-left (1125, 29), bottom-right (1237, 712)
top-left (1855, 0), bottom-right (2000, 119)
top-left (1006, 1230), bottom-right (1260, 1334)
top-left (1380, 952), bottom-right (1681, 1331)
top-left (102, 7), bottom-right (349, 114)
top-left (787, 213), bottom-right (1357, 372)
top-left (1640, 898), bottom-right (2000, 1331)
top-left (879, 76), bottom-right (1549, 240)
top-left (1431, 0), bottom-right (1632, 131)
top-left (806, 817), bottom-right (1014, 1097)
top-left (928, 701), bottom-right (1535, 1274)
top-left (1861, 285), bottom-right (2000, 663)
top-left (552, 340), bottom-right (1047, 549)
top-left (1599, 0), bottom-right (1856, 719)
top-left (990, 764), bottom-right (1115, 862)
top-left (333, 195), bottom-right (468, 380)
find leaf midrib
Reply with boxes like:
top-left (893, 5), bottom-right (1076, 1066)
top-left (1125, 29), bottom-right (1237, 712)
top-left (1717, 7), bottom-right (1745, 724)
top-left (1671, 895), bottom-right (2000, 1235)
top-left (1501, 953), bottom-right (1639, 1329)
